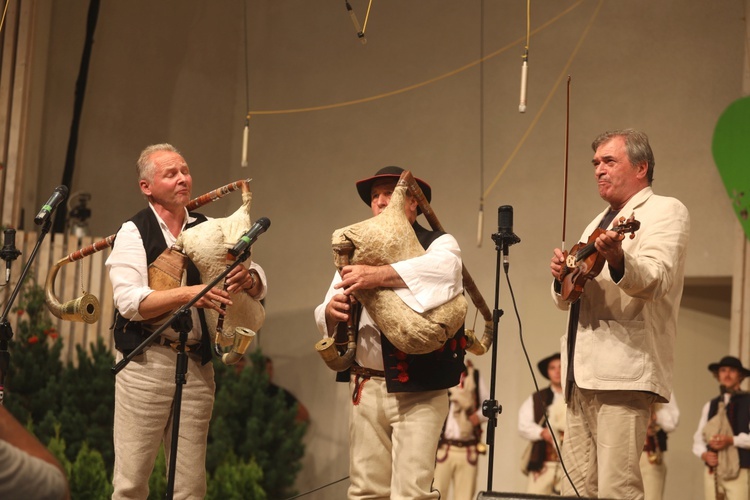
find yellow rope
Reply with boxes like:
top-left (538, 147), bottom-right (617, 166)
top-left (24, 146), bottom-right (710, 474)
top-left (248, 1), bottom-right (583, 116)
top-left (482, 0), bottom-right (602, 199)
top-left (361, 0), bottom-right (373, 35)
top-left (0, 0), bottom-right (10, 35)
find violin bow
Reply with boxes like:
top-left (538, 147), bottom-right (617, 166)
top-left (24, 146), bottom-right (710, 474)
top-left (561, 75), bottom-right (571, 253)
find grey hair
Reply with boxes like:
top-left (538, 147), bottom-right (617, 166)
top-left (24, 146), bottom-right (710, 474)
top-left (136, 143), bottom-right (180, 182)
top-left (592, 129), bottom-right (655, 184)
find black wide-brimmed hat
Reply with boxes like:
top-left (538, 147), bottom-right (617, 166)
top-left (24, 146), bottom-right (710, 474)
top-left (708, 356), bottom-right (750, 378)
top-left (537, 352), bottom-right (561, 380)
top-left (355, 166), bottom-right (432, 207)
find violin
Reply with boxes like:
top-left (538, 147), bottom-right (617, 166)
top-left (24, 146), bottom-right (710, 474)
top-left (559, 214), bottom-right (641, 303)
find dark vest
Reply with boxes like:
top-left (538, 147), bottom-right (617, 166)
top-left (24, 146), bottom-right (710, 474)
top-left (382, 222), bottom-right (465, 392)
top-left (337, 221), bottom-right (466, 393)
top-left (111, 208), bottom-right (212, 364)
top-left (527, 387), bottom-right (555, 472)
top-left (708, 392), bottom-right (750, 468)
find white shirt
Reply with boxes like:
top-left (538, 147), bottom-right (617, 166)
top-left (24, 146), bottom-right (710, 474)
top-left (654, 392), bottom-right (680, 434)
top-left (442, 368), bottom-right (490, 440)
top-left (314, 232), bottom-right (463, 371)
top-left (692, 393), bottom-right (750, 459)
top-left (106, 203), bottom-right (267, 342)
top-left (517, 386), bottom-right (564, 442)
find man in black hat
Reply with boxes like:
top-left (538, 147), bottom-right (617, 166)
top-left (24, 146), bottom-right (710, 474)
top-left (517, 352), bottom-right (565, 494)
top-left (692, 355), bottom-right (750, 500)
top-left (314, 166), bottom-right (466, 499)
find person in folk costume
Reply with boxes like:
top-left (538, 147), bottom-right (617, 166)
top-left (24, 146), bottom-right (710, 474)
top-left (639, 392), bottom-right (679, 500)
top-left (314, 166), bottom-right (467, 499)
top-left (518, 352), bottom-right (565, 494)
top-left (433, 359), bottom-right (489, 500)
top-left (107, 144), bottom-right (267, 499)
top-left (693, 356), bottom-right (750, 500)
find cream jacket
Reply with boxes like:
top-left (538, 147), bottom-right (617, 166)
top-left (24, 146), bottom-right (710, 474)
top-left (552, 187), bottom-right (690, 402)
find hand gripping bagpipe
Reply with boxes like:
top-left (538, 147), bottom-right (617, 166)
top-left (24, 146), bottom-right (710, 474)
top-left (44, 179), bottom-right (264, 364)
top-left (316, 170), bottom-right (494, 372)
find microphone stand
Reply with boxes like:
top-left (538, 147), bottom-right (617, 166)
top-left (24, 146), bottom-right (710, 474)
top-left (112, 246), bottom-right (252, 500)
top-left (0, 220), bottom-right (52, 406)
top-left (482, 228), bottom-right (520, 492)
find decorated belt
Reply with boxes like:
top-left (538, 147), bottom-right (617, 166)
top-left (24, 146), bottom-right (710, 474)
top-left (350, 365), bottom-right (386, 378)
top-left (440, 438), bottom-right (479, 448)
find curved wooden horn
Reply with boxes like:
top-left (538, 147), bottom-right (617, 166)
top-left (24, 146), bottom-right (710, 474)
top-left (44, 179), bottom-right (252, 323)
top-left (400, 171), bottom-right (494, 355)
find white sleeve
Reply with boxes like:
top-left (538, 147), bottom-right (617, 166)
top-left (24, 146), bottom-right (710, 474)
top-left (0, 441), bottom-right (67, 500)
top-left (390, 233), bottom-right (463, 312)
top-left (692, 402), bottom-right (710, 459)
top-left (248, 261), bottom-right (268, 301)
top-left (105, 221), bottom-right (152, 320)
top-left (734, 402), bottom-right (750, 449)
top-left (518, 394), bottom-right (543, 441)
top-left (314, 272), bottom-right (341, 337)
top-left (655, 393), bottom-right (680, 433)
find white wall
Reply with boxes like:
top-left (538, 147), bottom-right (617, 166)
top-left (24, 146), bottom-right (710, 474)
top-left (20, 1), bottom-right (747, 498)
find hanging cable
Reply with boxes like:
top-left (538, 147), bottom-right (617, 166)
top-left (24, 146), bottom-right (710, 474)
top-left (241, 0), bottom-right (251, 167)
top-left (477, 0), bottom-right (486, 247)
top-left (345, 0), bottom-right (371, 44)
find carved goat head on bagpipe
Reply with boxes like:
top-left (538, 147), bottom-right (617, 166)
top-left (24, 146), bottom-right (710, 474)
top-left (315, 170), bottom-right (494, 372)
top-left (44, 179), bottom-right (264, 365)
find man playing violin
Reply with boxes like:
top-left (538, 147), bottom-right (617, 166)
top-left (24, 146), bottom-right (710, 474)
top-left (549, 129), bottom-right (690, 500)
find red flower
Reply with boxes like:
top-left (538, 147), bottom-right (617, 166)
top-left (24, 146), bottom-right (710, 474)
top-left (394, 351), bottom-right (407, 361)
top-left (16, 309), bottom-right (24, 317)
top-left (43, 328), bottom-right (59, 339)
top-left (396, 361), bottom-right (409, 372)
top-left (449, 339), bottom-right (457, 351)
top-left (28, 336), bottom-right (39, 345)
top-left (396, 372), bottom-right (410, 383)
top-left (459, 336), bottom-right (467, 349)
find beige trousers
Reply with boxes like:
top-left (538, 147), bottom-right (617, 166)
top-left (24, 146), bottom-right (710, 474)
top-left (639, 450), bottom-right (667, 500)
top-left (560, 384), bottom-right (654, 500)
top-left (433, 443), bottom-right (479, 500)
top-left (526, 460), bottom-right (563, 495)
top-left (112, 345), bottom-right (215, 500)
top-left (348, 375), bottom-right (448, 500)
top-left (703, 467), bottom-right (750, 500)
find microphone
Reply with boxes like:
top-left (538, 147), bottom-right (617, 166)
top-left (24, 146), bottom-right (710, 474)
top-left (34, 185), bottom-right (69, 226)
top-left (345, 0), bottom-right (367, 45)
top-left (496, 205), bottom-right (520, 270)
top-left (518, 51), bottom-right (529, 113)
top-left (0, 228), bottom-right (21, 283)
top-left (229, 217), bottom-right (271, 257)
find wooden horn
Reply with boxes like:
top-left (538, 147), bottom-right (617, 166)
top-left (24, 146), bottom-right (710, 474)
top-left (44, 179), bottom-right (252, 323)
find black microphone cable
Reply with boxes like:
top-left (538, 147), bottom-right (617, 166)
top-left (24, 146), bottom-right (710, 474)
top-left (507, 264), bottom-right (581, 497)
